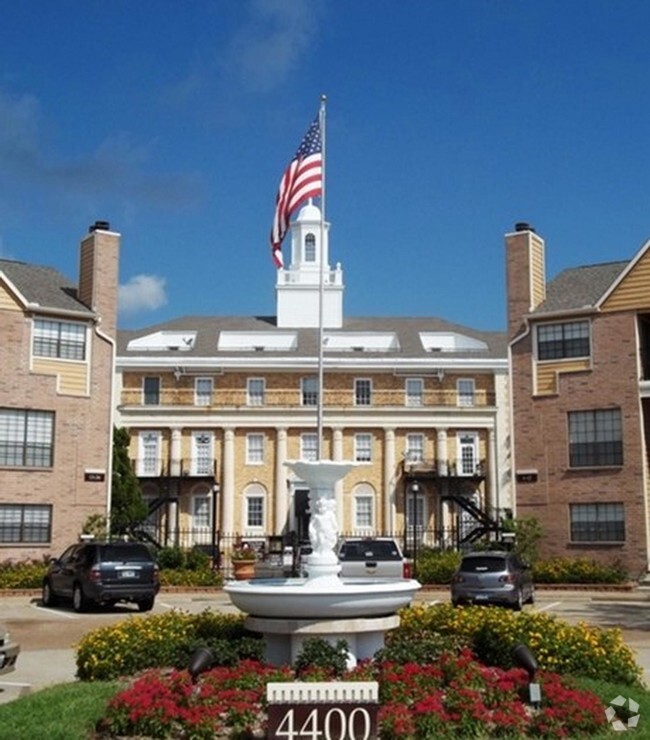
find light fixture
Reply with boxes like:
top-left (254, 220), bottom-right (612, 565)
top-left (188, 646), bottom-right (214, 683)
top-left (435, 368), bottom-right (445, 382)
top-left (173, 367), bottom-right (182, 382)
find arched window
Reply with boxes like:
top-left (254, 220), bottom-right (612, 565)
top-left (304, 233), bottom-right (316, 262)
top-left (243, 483), bottom-right (266, 533)
top-left (353, 483), bottom-right (376, 532)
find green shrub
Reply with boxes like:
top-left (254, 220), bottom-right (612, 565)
top-left (294, 638), bottom-right (349, 678)
top-left (398, 603), bottom-right (643, 686)
top-left (0, 559), bottom-right (47, 589)
top-left (415, 548), bottom-right (462, 584)
top-left (158, 567), bottom-right (222, 587)
top-left (156, 546), bottom-right (185, 569)
top-left (533, 556), bottom-right (628, 584)
top-left (76, 609), bottom-right (262, 681)
top-left (375, 629), bottom-right (465, 664)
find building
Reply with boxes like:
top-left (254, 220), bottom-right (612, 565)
top-left (0, 222), bottom-right (119, 560)
top-left (507, 222), bottom-right (650, 577)
top-left (115, 204), bottom-right (510, 559)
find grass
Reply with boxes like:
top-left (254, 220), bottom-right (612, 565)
top-left (0, 675), bottom-right (647, 739)
top-left (0, 681), bottom-right (121, 740)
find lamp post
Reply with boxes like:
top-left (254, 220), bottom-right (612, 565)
top-left (210, 483), bottom-right (220, 571)
top-left (410, 480), bottom-right (419, 578)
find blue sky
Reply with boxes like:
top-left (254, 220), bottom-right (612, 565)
top-left (2, 1), bottom-right (650, 331)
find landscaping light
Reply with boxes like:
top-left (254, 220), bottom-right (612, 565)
top-left (512, 643), bottom-right (542, 706)
top-left (188, 646), bottom-right (214, 683)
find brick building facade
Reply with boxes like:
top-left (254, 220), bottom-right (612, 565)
top-left (507, 223), bottom-right (650, 577)
top-left (0, 223), bottom-right (119, 560)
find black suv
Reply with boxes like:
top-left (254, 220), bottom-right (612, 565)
top-left (42, 540), bottom-right (160, 612)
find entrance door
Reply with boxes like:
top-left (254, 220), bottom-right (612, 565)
top-left (294, 489), bottom-right (310, 544)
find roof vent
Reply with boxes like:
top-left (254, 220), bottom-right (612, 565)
top-left (89, 220), bottom-right (111, 233)
top-left (515, 222), bottom-right (535, 233)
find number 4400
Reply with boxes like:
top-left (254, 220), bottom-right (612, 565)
top-left (273, 706), bottom-right (374, 740)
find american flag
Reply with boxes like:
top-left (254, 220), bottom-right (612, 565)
top-left (270, 116), bottom-right (323, 268)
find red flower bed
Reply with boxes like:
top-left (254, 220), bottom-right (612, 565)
top-left (97, 650), bottom-right (607, 739)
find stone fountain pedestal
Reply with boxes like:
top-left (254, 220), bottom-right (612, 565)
top-left (246, 614), bottom-right (400, 668)
top-left (224, 460), bottom-right (421, 666)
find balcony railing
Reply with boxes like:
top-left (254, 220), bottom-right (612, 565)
top-left (403, 458), bottom-right (486, 478)
top-left (130, 458), bottom-right (217, 479)
top-left (120, 387), bottom-right (496, 409)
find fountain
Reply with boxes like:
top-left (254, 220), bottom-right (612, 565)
top-left (224, 460), bottom-right (421, 666)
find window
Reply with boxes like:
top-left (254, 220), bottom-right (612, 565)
top-left (405, 433), bottom-right (424, 463)
top-left (245, 487), bottom-right (265, 529)
top-left (138, 432), bottom-right (161, 476)
top-left (305, 233), bottom-right (316, 262)
top-left (143, 376), bottom-right (160, 405)
top-left (537, 320), bottom-right (590, 360)
top-left (355, 378), bottom-right (372, 406)
top-left (195, 378), bottom-right (213, 406)
top-left (33, 319), bottom-right (86, 360)
top-left (457, 378), bottom-right (475, 407)
top-left (405, 378), bottom-right (423, 407)
top-left (301, 377), bottom-right (318, 406)
top-left (354, 433), bottom-right (373, 462)
top-left (570, 503), bottom-right (625, 542)
top-left (458, 432), bottom-right (478, 475)
top-left (247, 378), bottom-right (265, 406)
top-left (354, 492), bottom-right (374, 529)
top-left (192, 432), bottom-right (213, 475)
top-left (0, 504), bottom-right (52, 543)
top-left (192, 495), bottom-right (210, 529)
top-left (246, 433), bottom-right (264, 464)
top-left (568, 408), bottom-right (623, 467)
top-left (0, 408), bottom-right (54, 468)
top-left (301, 433), bottom-right (318, 461)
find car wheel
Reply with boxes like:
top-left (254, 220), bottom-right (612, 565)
top-left (527, 586), bottom-right (536, 605)
top-left (137, 596), bottom-right (155, 612)
top-left (72, 583), bottom-right (89, 613)
top-left (42, 580), bottom-right (57, 607)
top-left (512, 589), bottom-right (523, 611)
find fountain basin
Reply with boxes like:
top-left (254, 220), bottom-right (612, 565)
top-left (224, 576), bottom-right (421, 619)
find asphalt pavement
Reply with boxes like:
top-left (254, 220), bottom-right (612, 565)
top-left (0, 587), bottom-right (648, 706)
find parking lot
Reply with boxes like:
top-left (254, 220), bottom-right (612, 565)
top-left (1, 586), bottom-right (648, 703)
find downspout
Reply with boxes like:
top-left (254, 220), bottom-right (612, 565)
top-left (94, 318), bottom-right (116, 537)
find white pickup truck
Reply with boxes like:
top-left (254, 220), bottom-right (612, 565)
top-left (336, 537), bottom-right (413, 579)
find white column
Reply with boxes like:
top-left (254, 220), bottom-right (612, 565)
top-left (332, 427), bottom-right (344, 528)
top-left (487, 427), bottom-right (498, 517)
top-left (383, 428), bottom-right (396, 533)
top-left (436, 428), bottom-right (448, 476)
top-left (437, 428), bottom-right (452, 535)
top-left (222, 427), bottom-right (236, 534)
top-left (170, 427), bottom-right (182, 477)
top-left (274, 427), bottom-right (288, 534)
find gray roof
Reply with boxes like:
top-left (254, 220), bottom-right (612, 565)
top-left (533, 261), bottom-right (628, 315)
top-left (0, 258), bottom-right (92, 315)
top-left (117, 314), bottom-right (507, 362)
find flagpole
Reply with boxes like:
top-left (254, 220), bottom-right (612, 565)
top-left (317, 94), bottom-right (327, 459)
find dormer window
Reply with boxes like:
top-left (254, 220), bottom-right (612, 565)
top-left (304, 233), bottom-right (316, 262)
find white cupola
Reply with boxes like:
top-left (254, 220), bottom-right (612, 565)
top-left (276, 202), bottom-right (344, 328)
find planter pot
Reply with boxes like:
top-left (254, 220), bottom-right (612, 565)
top-left (232, 559), bottom-right (256, 580)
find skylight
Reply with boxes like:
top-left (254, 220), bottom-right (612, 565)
top-left (127, 331), bottom-right (196, 352)
top-left (419, 332), bottom-right (488, 353)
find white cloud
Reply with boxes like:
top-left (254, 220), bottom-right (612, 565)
top-left (118, 274), bottom-right (167, 316)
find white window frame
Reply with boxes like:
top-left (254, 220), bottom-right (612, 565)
top-left (246, 433), bottom-right (265, 465)
top-left (457, 431), bottom-right (479, 475)
top-left (138, 431), bottom-right (161, 476)
top-left (405, 378), bottom-right (424, 407)
top-left (301, 377), bottom-right (318, 407)
top-left (301, 433), bottom-right (318, 461)
top-left (192, 494), bottom-right (210, 529)
top-left (405, 433), bottom-right (425, 463)
top-left (457, 378), bottom-right (476, 407)
top-left (354, 489), bottom-right (375, 530)
top-left (33, 318), bottom-right (87, 361)
top-left (247, 378), bottom-right (265, 407)
top-left (0, 408), bottom-right (54, 468)
top-left (143, 376), bottom-right (161, 406)
top-left (244, 485), bottom-right (266, 532)
top-left (194, 377), bottom-right (213, 406)
top-left (354, 433), bottom-right (373, 463)
top-left (354, 378), bottom-right (372, 407)
top-left (304, 233), bottom-right (317, 262)
top-left (191, 431), bottom-right (213, 476)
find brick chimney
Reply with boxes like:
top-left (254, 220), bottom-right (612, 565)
top-left (78, 221), bottom-right (120, 337)
top-left (505, 222), bottom-right (546, 339)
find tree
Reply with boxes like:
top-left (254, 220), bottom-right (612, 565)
top-left (111, 427), bottom-right (148, 535)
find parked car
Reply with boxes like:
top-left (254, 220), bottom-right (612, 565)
top-left (42, 540), bottom-right (160, 613)
top-left (450, 550), bottom-right (534, 610)
top-left (0, 624), bottom-right (19, 675)
top-left (336, 537), bottom-right (413, 579)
